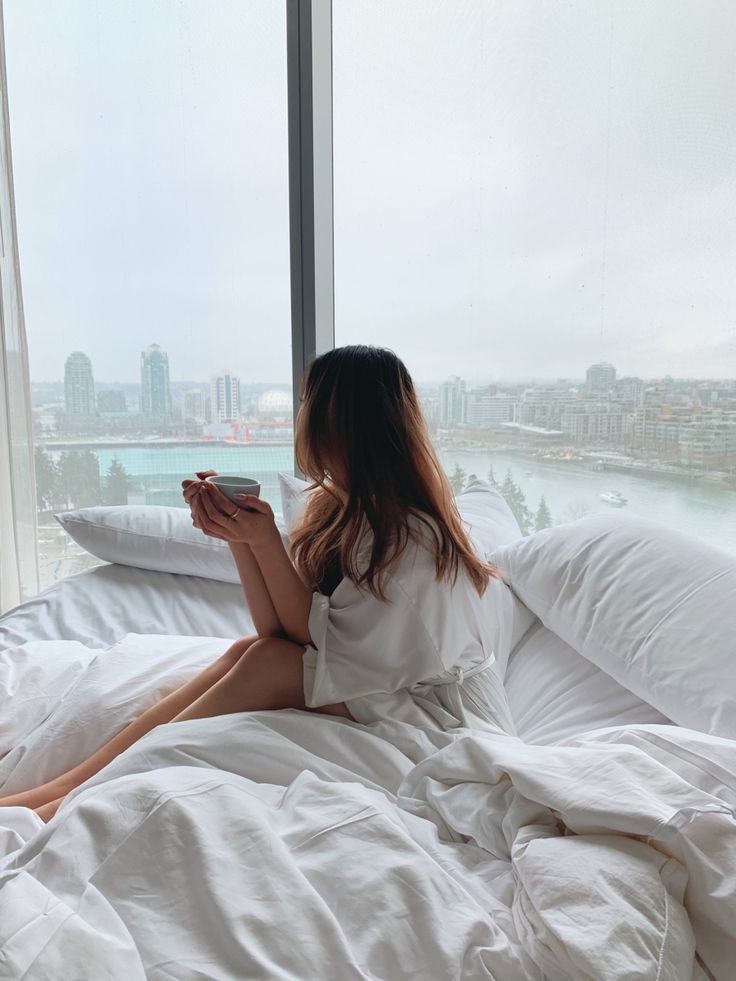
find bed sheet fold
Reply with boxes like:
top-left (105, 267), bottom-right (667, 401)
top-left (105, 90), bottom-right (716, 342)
top-left (1, 632), bottom-right (734, 980)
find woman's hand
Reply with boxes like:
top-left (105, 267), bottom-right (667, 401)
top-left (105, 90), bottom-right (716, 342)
top-left (195, 480), bottom-right (280, 550)
top-left (182, 470), bottom-right (221, 536)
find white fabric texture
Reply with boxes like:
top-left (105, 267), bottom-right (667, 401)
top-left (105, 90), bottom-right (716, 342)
top-left (55, 505), bottom-right (293, 584)
top-left (301, 513), bottom-right (518, 734)
top-left (55, 473), bottom-right (521, 590)
top-left (0, 632), bottom-right (734, 979)
top-left (0, 562), bottom-right (252, 651)
top-left (505, 620), bottom-right (671, 744)
top-left (2, 512), bottom-right (736, 978)
top-left (494, 512), bottom-right (736, 739)
top-left (0, 20), bottom-right (38, 614)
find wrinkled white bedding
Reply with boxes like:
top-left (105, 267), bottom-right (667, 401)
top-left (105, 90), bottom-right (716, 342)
top-left (1, 628), bottom-right (735, 980)
top-left (2, 510), bottom-right (736, 981)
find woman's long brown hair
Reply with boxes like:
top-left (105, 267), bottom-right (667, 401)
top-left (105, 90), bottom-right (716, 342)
top-left (291, 345), bottom-right (499, 598)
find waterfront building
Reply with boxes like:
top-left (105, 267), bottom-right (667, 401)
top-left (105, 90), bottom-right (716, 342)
top-left (497, 421), bottom-right (565, 446)
top-left (183, 388), bottom-right (205, 422)
top-left (463, 391), bottom-right (518, 428)
top-left (439, 376), bottom-right (466, 426)
top-left (560, 407), bottom-right (630, 445)
top-left (586, 362), bottom-right (617, 394)
top-left (679, 412), bottom-right (736, 470)
top-left (211, 371), bottom-right (241, 423)
top-left (140, 344), bottom-right (172, 417)
top-left (614, 377), bottom-right (645, 406)
top-left (632, 405), bottom-right (688, 458)
top-left (256, 388), bottom-right (292, 419)
top-left (518, 388), bottom-right (577, 429)
top-left (64, 351), bottom-right (95, 418)
top-left (420, 395), bottom-right (439, 424)
top-left (97, 390), bottom-right (127, 414)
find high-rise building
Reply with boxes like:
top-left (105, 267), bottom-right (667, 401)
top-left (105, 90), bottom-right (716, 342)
top-left (463, 392), bottom-right (518, 428)
top-left (183, 388), bottom-right (205, 421)
top-left (64, 351), bottom-right (95, 418)
top-left (518, 388), bottom-right (577, 429)
top-left (210, 371), bottom-right (241, 423)
top-left (439, 376), bottom-right (466, 426)
top-left (614, 376), bottom-right (645, 406)
top-left (140, 344), bottom-right (172, 417)
top-left (586, 362), bottom-right (617, 393)
top-left (97, 390), bottom-right (127, 414)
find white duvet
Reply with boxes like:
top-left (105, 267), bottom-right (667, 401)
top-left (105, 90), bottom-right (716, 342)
top-left (1, 629), bottom-right (735, 981)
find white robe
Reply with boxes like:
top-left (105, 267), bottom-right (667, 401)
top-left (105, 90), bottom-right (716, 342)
top-left (301, 519), bottom-right (517, 734)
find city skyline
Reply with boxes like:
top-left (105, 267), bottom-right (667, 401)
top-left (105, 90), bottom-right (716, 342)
top-left (43, 344), bottom-right (736, 473)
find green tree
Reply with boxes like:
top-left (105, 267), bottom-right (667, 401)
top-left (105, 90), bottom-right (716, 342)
top-left (534, 495), bottom-right (553, 532)
top-left (486, 464), bottom-right (499, 489)
top-left (34, 445), bottom-right (60, 511)
top-left (102, 457), bottom-right (131, 505)
top-left (500, 469), bottom-right (533, 535)
top-left (448, 463), bottom-right (467, 494)
top-left (58, 449), bottom-right (101, 508)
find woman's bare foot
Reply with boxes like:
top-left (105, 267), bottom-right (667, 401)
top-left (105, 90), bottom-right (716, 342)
top-left (33, 796), bottom-right (65, 823)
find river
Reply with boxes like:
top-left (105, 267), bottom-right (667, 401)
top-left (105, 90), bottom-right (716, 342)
top-left (55, 441), bottom-right (736, 556)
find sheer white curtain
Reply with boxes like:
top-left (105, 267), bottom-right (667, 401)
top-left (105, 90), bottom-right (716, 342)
top-left (0, 2), bottom-right (37, 613)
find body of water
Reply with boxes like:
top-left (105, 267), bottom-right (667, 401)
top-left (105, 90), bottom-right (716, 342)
top-left (51, 442), bottom-right (736, 556)
top-left (441, 448), bottom-right (736, 555)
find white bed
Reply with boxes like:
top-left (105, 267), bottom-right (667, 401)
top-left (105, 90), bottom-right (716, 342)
top-left (1, 501), bottom-right (734, 980)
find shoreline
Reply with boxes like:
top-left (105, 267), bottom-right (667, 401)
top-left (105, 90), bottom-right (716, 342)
top-left (438, 440), bottom-right (735, 492)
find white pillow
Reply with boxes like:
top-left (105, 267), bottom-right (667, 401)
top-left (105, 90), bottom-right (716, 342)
top-left (456, 473), bottom-right (523, 556)
top-left (57, 475), bottom-right (523, 591)
top-left (278, 471), bottom-right (522, 557)
top-left (278, 471), bottom-right (313, 533)
top-left (493, 512), bottom-right (736, 739)
top-left (56, 506), bottom-right (290, 584)
top-left (505, 622), bottom-right (671, 744)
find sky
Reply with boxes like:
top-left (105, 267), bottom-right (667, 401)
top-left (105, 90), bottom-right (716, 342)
top-left (5, 0), bottom-right (736, 386)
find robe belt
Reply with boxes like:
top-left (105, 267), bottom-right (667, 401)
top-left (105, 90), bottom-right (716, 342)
top-left (416, 651), bottom-right (496, 689)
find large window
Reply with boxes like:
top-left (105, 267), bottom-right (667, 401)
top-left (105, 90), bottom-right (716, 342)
top-left (333, 0), bottom-right (736, 551)
top-left (4, 1), bottom-right (736, 598)
top-left (5, 1), bottom-right (292, 587)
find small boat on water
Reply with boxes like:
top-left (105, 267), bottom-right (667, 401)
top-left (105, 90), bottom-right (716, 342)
top-left (600, 490), bottom-right (628, 507)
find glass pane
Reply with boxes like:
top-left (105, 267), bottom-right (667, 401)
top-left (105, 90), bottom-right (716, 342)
top-left (5, 0), bottom-right (292, 589)
top-left (334, 0), bottom-right (736, 552)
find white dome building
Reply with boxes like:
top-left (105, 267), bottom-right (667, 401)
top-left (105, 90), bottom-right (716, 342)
top-left (257, 389), bottom-right (292, 418)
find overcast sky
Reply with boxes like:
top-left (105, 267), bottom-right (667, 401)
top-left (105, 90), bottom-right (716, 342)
top-left (5, 0), bottom-right (736, 386)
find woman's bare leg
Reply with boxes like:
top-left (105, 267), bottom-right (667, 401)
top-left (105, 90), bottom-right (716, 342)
top-left (34, 795), bottom-right (65, 823)
top-left (0, 635), bottom-right (260, 812)
top-left (170, 636), bottom-right (354, 723)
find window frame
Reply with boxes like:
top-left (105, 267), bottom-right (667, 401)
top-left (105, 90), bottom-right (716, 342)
top-left (286, 0), bottom-right (335, 452)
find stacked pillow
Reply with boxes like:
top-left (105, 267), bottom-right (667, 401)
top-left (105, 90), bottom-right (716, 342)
top-left (56, 473), bottom-right (521, 585)
top-left (494, 512), bottom-right (736, 740)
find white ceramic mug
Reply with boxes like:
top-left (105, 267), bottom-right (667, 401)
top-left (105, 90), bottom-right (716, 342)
top-left (205, 475), bottom-right (261, 505)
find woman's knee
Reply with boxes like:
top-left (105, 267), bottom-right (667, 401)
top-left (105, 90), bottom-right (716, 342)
top-left (218, 634), bottom-right (259, 670)
top-left (224, 636), bottom-right (307, 706)
top-left (231, 636), bottom-right (291, 671)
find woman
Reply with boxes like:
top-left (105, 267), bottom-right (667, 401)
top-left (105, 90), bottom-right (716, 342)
top-left (0, 345), bottom-right (513, 822)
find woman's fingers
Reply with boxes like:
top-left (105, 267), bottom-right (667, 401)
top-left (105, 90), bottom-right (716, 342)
top-left (233, 494), bottom-right (271, 516)
top-left (196, 470), bottom-right (217, 480)
top-left (191, 498), bottom-right (230, 540)
top-left (182, 480), bottom-right (204, 504)
top-left (198, 487), bottom-right (234, 531)
top-left (204, 481), bottom-right (238, 515)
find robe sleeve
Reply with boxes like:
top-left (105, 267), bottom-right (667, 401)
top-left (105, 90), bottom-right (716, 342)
top-left (301, 576), bottom-right (447, 708)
